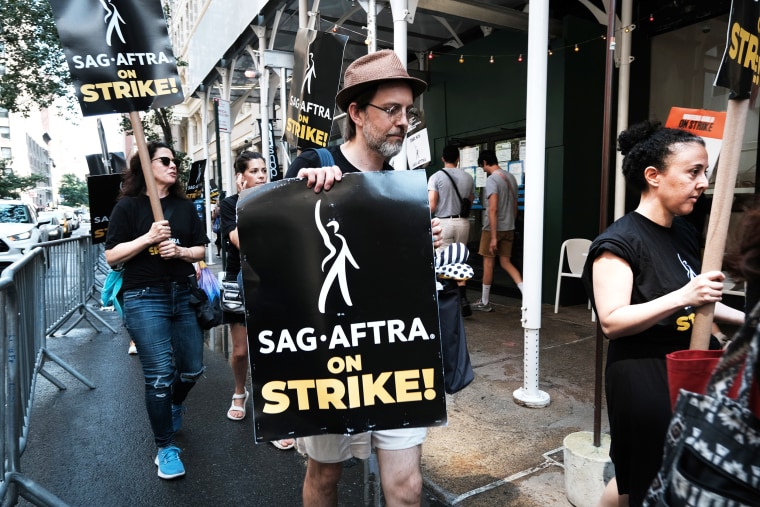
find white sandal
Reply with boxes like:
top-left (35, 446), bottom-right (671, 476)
top-left (226, 390), bottom-right (249, 421)
top-left (271, 439), bottom-right (295, 450)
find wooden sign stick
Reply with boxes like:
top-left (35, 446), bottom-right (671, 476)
top-left (129, 111), bottom-right (164, 221)
top-left (690, 98), bottom-right (748, 349)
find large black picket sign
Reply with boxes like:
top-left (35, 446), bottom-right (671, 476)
top-left (237, 170), bottom-right (447, 442)
top-left (49, 0), bottom-right (183, 116)
top-left (715, 0), bottom-right (760, 100)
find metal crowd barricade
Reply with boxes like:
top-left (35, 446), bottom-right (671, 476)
top-left (42, 237), bottom-right (117, 337)
top-left (89, 243), bottom-right (111, 305)
top-left (1, 235), bottom-right (111, 506)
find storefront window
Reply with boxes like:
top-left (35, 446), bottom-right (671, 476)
top-left (650, 15), bottom-right (757, 193)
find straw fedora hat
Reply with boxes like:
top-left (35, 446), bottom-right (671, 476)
top-left (335, 50), bottom-right (427, 111)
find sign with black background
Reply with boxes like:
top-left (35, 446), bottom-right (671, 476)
top-left (284, 29), bottom-right (348, 150)
top-left (49, 0), bottom-right (184, 116)
top-left (715, 0), bottom-right (760, 100)
top-left (237, 170), bottom-right (447, 442)
top-left (87, 174), bottom-right (123, 243)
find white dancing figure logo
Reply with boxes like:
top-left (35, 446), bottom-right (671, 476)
top-left (100, 0), bottom-right (126, 47)
top-left (678, 253), bottom-right (697, 280)
top-left (315, 200), bottom-right (359, 313)
top-left (301, 52), bottom-right (316, 95)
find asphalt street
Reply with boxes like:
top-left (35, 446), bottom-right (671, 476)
top-left (15, 251), bottom-right (625, 506)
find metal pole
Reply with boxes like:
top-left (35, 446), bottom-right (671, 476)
top-left (390, 0), bottom-right (409, 170)
top-left (97, 119), bottom-right (112, 174)
top-left (593, 0), bottom-right (618, 448)
top-left (213, 99), bottom-right (224, 199)
top-left (254, 26), bottom-right (272, 183)
top-left (367, 0), bottom-right (377, 53)
top-left (613, 0), bottom-right (633, 220)
top-left (513, 0), bottom-right (549, 408)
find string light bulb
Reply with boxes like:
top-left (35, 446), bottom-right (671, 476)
top-left (624, 26), bottom-right (630, 33)
top-left (459, 54), bottom-right (464, 64)
top-left (489, 55), bottom-right (494, 64)
top-left (574, 44), bottom-right (579, 53)
top-left (428, 51), bottom-right (433, 60)
top-left (548, 48), bottom-right (553, 56)
top-left (649, 13), bottom-right (654, 22)
top-left (517, 54), bottom-right (523, 63)
top-left (332, 25), bottom-right (338, 33)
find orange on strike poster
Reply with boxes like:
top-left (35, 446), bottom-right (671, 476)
top-left (665, 107), bottom-right (726, 139)
top-left (666, 107), bottom-right (726, 173)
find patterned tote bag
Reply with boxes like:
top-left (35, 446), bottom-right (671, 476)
top-left (643, 302), bottom-right (760, 506)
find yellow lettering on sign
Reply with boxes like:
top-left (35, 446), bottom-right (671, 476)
top-left (80, 78), bottom-right (180, 103)
top-left (727, 21), bottom-right (760, 85)
top-left (261, 368), bottom-right (438, 414)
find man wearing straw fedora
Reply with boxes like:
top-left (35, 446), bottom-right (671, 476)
top-left (287, 49), bottom-right (437, 507)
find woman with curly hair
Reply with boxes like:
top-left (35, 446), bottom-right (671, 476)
top-left (582, 121), bottom-right (745, 506)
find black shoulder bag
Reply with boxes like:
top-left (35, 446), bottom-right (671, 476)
top-left (440, 169), bottom-right (471, 218)
top-left (163, 200), bottom-right (221, 329)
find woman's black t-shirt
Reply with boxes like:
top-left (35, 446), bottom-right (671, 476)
top-left (582, 212), bottom-right (719, 364)
top-left (105, 194), bottom-right (209, 291)
top-left (220, 193), bottom-right (240, 280)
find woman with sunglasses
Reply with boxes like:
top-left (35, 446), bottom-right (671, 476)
top-left (105, 141), bottom-right (209, 480)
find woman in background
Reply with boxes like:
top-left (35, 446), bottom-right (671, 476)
top-left (220, 151), bottom-right (295, 450)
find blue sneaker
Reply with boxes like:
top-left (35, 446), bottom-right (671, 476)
top-left (171, 404), bottom-right (186, 433)
top-left (154, 446), bottom-right (185, 479)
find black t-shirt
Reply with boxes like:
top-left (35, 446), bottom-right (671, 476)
top-left (220, 193), bottom-right (240, 279)
top-left (581, 212), bottom-right (719, 364)
top-left (285, 145), bottom-right (394, 177)
top-left (105, 194), bottom-right (209, 291)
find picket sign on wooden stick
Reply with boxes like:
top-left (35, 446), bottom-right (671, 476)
top-left (129, 111), bottom-right (164, 221)
top-left (690, 98), bottom-right (749, 350)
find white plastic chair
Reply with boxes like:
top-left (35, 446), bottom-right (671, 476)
top-left (554, 238), bottom-right (592, 314)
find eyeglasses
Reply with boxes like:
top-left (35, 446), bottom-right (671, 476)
top-left (151, 156), bottom-right (176, 166)
top-left (366, 103), bottom-right (420, 123)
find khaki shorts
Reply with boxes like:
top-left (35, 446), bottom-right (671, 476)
top-left (478, 230), bottom-right (515, 258)
top-left (296, 427), bottom-right (427, 463)
top-left (437, 217), bottom-right (470, 250)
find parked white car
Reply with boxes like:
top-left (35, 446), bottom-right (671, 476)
top-left (0, 200), bottom-right (49, 272)
top-left (37, 211), bottom-right (65, 240)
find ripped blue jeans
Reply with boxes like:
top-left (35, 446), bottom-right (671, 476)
top-left (123, 283), bottom-right (205, 448)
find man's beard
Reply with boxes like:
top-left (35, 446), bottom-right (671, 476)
top-left (363, 126), bottom-right (404, 159)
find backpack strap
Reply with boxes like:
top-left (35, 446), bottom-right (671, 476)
top-left (304, 148), bottom-right (335, 167)
top-left (440, 169), bottom-right (465, 203)
top-left (439, 169), bottom-right (468, 217)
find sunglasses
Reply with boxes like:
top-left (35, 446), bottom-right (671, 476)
top-left (151, 156), bottom-right (176, 167)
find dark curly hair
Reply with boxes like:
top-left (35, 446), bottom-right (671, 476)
top-left (234, 151), bottom-right (265, 174)
top-left (618, 120), bottom-right (705, 191)
top-left (120, 141), bottom-right (186, 199)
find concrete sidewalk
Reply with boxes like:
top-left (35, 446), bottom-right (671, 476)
top-left (423, 291), bottom-right (605, 506)
top-left (17, 268), bottom-right (607, 506)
